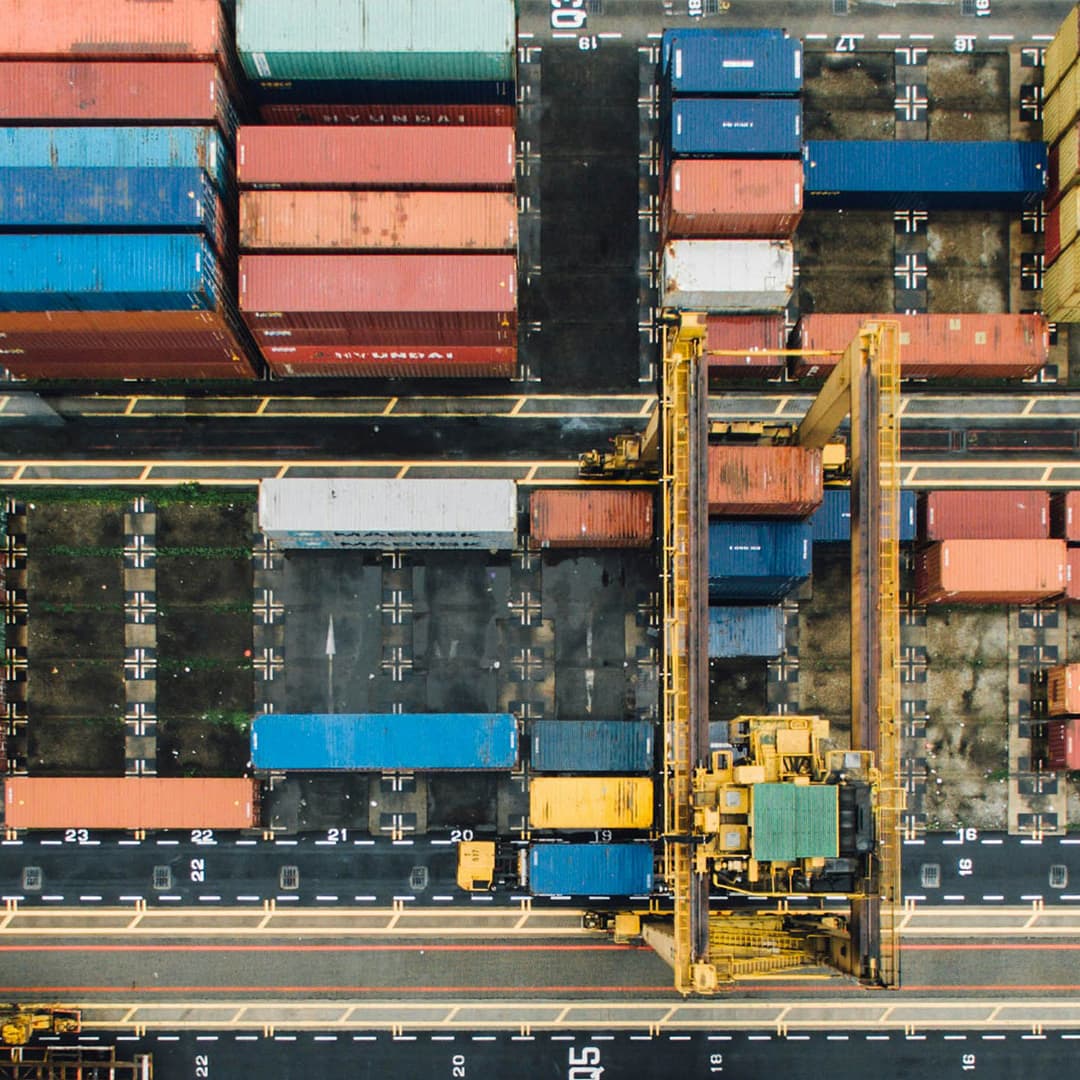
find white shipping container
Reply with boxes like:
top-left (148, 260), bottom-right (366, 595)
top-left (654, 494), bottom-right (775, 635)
top-left (661, 239), bottom-right (793, 312)
top-left (259, 478), bottom-right (518, 549)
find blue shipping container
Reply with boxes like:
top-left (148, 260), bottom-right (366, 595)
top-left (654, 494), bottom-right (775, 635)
top-left (810, 488), bottom-right (917, 543)
top-left (0, 128), bottom-right (228, 192)
top-left (803, 141), bottom-right (1047, 210)
top-left (529, 843), bottom-right (654, 897)
top-left (251, 713), bottom-right (519, 771)
top-left (708, 519), bottom-right (812, 601)
top-left (530, 720), bottom-right (654, 774)
top-left (0, 168), bottom-right (220, 233)
top-left (708, 606), bottom-right (785, 658)
top-left (663, 29), bottom-right (802, 96)
top-left (667, 98), bottom-right (802, 157)
top-left (0, 234), bottom-right (224, 312)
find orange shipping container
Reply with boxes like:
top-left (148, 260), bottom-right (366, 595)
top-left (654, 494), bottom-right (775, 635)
top-left (915, 539), bottom-right (1067, 605)
top-left (1046, 663), bottom-right (1080, 716)
top-left (706, 314), bottom-right (786, 376)
top-left (530, 489), bottom-right (654, 549)
top-left (3, 777), bottom-right (258, 831)
top-left (240, 191), bottom-right (518, 252)
top-left (708, 444), bottom-right (822, 517)
top-left (1068, 547), bottom-right (1080, 601)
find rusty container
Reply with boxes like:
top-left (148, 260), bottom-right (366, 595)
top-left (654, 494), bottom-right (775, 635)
top-left (262, 344), bottom-right (515, 378)
top-left (920, 490), bottom-right (1050, 540)
top-left (705, 314), bottom-right (786, 376)
top-left (1046, 663), bottom-right (1080, 716)
top-left (258, 102), bottom-right (515, 126)
top-left (1053, 490), bottom-right (1080, 540)
top-left (708, 444), bottom-right (823, 517)
top-left (529, 489), bottom-right (654, 549)
top-left (915, 539), bottom-right (1067, 605)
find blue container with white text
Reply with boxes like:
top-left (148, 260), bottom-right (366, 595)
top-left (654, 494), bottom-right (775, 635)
top-left (708, 519), bottom-right (812, 601)
top-left (529, 843), bottom-right (654, 897)
top-left (662, 29), bottom-right (803, 96)
top-left (667, 98), bottom-right (802, 157)
top-left (810, 488), bottom-right (917, 543)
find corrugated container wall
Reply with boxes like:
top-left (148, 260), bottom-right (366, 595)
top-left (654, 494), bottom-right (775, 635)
top-left (528, 777), bottom-right (654, 831)
top-left (1070, 547), bottom-right (1080, 601)
top-left (250, 713), bottom-right (519, 771)
top-left (1045, 60), bottom-right (1080, 145)
top-left (0, 0), bottom-right (228, 60)
top-left (708, 606), bottom-right (785, 659)
top-left (662, 159), bottom-right (803, 239)
top-left (706, 315), bottom-right (786, 375)
top-left (915, 539), bottom-right (1067, 605)
top-left (1052, 490), bottom-right (1080, 540)
top-left (751, 784), bottom-right (838, 861)
top-left (667, 98), bottom-right (802, 157)
top-left (661, 240), bottom-right (793, 312)
top-left (236, 126), bottom-right (516, 189)
top-left (1046, 720), bottom-right (1080, 771)
top-left (663, 29), bottom-right (802, 96)
top-left (1048, 124), bottom-right (1080, 206)
top-left (1046, 6), bottom-right (1080, 97)
top-left (1043, 237), bottom-right (1080, 319)
top-left (792, 313), bottom-right (1048, 379)
top-left (240, 191), bottom-right (517, 251)
top-left (708, 444), bottom-right (822, 516)
top-left (802, 141), bottom-right (1047, 210)
top-left (529, 489), bottom-right (654, 549)
top-left (708, 520), bottom-right (812, 602)
top-left (258, 103), bottom-right (516, 126)
top-left (0, 62), bottom-right (233, 127)
top-left (529, 720), bottom-right (654, 774)
top-left (258, 478), bottom-right (518, 550)
top-left (262, 345), bottom-right (515, 379)
top-left (236, 0), bottom-right (516, 82)
top-left (3, 777), bottom-right (257, 831)
top-left (811, 488), bottom-right (917, 543)
top-left (528, 843), bottom-right (654, 897)
top-left (1046, 187), bottom-right (1080, 263)
top-left (1046, 664), bottom-right (1080, 716)
top-left (920, 490), bottom-right (1050, 540)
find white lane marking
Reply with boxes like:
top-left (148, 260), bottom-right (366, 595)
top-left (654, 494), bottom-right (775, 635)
top-left (274, 839), bottom-right (298, 846)
top-left (431, 1036), bottom-right (456, 1042)
top-left (982, 895), bottom-right (1005, 901)
top-left (551, 32), bottom-right (578, 38)
top-left (354, 895), bottom-right (377, 902)
top-left (903, 839), bottom-right (926, 845)
top-left (198, 895), bottom-right (222, 902)
top-left (430, 839), bottom-right (453, 846)
top-left (274, 1035), bottom-right (297, 1042)
top-left (598, 33), bottom-right (622, 40)
top-left (392, 895), bottom-right (416, 902)
top-left (0, 840), bottom-right (23, 845)
top-left (236, 895), bottom-right (261, 902)
top-left (354, 839), bottom-right (375, 846)
top-left (878, 34), bottom-right (902, 40)
top-left (787, 1035), bottom-right (811, 1041)
top-left (910, 34), bottom-right (934, 40)
top-left (943, 839), bottom-right (962, 846)
top-left (805, 34), bottom-right (828, 40)
top-left (470, 894), bottom-right (494, 902)
top-left (314, 840), bottom-right (337, 846)
top-left (432, 896), bottom-right (454, 902)
top-left (1021, 894), bottom-right (1044, 901)
top-left (980, 838), bottom-right (1004, 845)
top-left (275, 895), bottom-right (299, 902)
top-left (1059, 894), bottom-right (1080, 900)
top-left (518, 32), bottom-right (534, 39)
top-left (235, 1035), bottom-right (258, 1041)
top-left (944, 895), bottom-right (966, 901)
top-left (982, 1035), bottom-right (1007, 1041)
top-left (1033, 35), bottom-right (1054, 41)
top-left (119, 895), bottom-right (145, 902)
top-left (314, 1036), bottom-right (338, 1042)
top-left (196, 1036), bottom-right (219, 1042)
top-left (866, 1035), bottom-right (890, 1041)
top-left (1, 895), bottom-right (25, 902)
top-left (472, 1036), bottom-right (497, 1042)
top-left (155, 840), bottom-right (179, 846)
top-left (79, 895), bottom-right (102, 902)
top-left (944, 1035), bottom-right (967, 1041)
top-left (40, 840), bottom-right (62, 846)
top-left (588, 895), bottom-right (612, 901)
top-left (42, 895), bottom-right (65, 902)
top-left (827, 1036), bottom-right (849, 1041)
top-left (1059, 839), bottom-right (1080, 845)
top-left (1022, 1035), bottom-right (1047, 1040)
top-left (647, 32), bottom-right (663, 39)
top-left (1021, 839), bottom-right (1043, 846)
top-left (669, 1035), bottom-right (692, 1041)
top-left (315, 895), bottom-right (338, 902)
top-left (157, 1036), bottom-right (180, 1042)
top-left (512, 1035), bottom-right (536, 1041)
top-left (234, 839), bottom-right (257, 846)
top-left (905, 895), bottom-right (926, 902)
top-left (988, 35), bottom-right (1014, 41)
top-left (158, 895), bottom-right (182, 902)
top-left (630, 1035), bottom-right (654, 1041)
top-left (709, 1036), bottom-right (733, 1041)
top-left (394, 1035), bottom-right (418, 1042)
top-left (907, 1035), bottom-right (927, 1041)
top-left (748, 1035), bottom-right (772, 1041)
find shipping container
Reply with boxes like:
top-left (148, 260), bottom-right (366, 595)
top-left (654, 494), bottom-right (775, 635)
top-left (751, 783), bottom-right (838, 862)
top-left (247, 315), bottom-right (515, 347)
top-left (237, 126), bottom-right (515, 190)
top-left (236, 0), bottom-right (516, 82)
top-left (1069, 547), bottom-right (1080, 601)
top-left (0, 353), bottom-right (255, 381)
top-left (708, 606), bottom-right (785, 659)
top-left (1048, 124), bottom-right (1080, 206)
top-left (802, 140), bottom-right (1047, 210)
top-left (239, 190), bottom-right (517, 251)
top-left (0, 61), bottom-right (233, 127)
top-left (708, 519), bottom-right (812, 602)
top-left (1046, 187), bottom-right (1080, 263)
top-left (263, 344), bottom-right (515, 379)
top-left (250, 713), bottom-right (519, 771)
top-left (0, 127), bottom-right (228, 192)
top-left (259, 102), bottom-right (515, 126)
top-left (529, 489), bottom-right (654, 549)
top-left (708, 444), bottom-right (822, 517)
top-left (0, 0), bottom-right (228, 61)
top-left (1052, 490), bottom-right (1080, 540)
top-left (1046, 719), bottom-right (1080, 771)
top-left (258, 478), bottom-right (518, 549)
top-left (0, 234), bottom-right (225, 312)
top-left (1046, 60), bottom-right (1080, 145)
top-left (809, 487), bottom-right (917, 543)
top-left (1046, 663), bottom-right (1080, 716)
top-left (662, 28), bottom-right (802, 96)
top-left (528, 843), bottom-right (654, 897)
top-left (3, 777), bottom-right (257, 831)
top-left (529, 720), bottom-right (654, 774)
top-left (920, 490), bottom-right (1050, 541)
top-left (1044, 236), bottom-right (1080, 317)
top-left (705, 315), bottom-right (786, 376)
top-left (528, 776), bottom-right (654, 831)
top-left (662, 159), bottom-right (803, 239)
top-left (666, 98), bottom-right (802, 157)
top-left (915, 539), bottom-right (1067, 605)
top-left (1047, 7), bottom-right (1080, 98)
top-left (791, 313), bottom-right (1048, 379)
top-left (661, 240), bottom-right (793, 312)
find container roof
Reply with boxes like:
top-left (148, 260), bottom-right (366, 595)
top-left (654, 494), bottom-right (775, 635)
top-left (750, 783), bottom-right (839, 862)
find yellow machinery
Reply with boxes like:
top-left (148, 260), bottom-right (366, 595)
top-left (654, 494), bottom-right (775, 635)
top-left (1, 1006), bottom-right (80, 1047)
top-left (456, 841), bottom-right (497, 891)
top-left (2, 1046), bottom-right (153, 1078)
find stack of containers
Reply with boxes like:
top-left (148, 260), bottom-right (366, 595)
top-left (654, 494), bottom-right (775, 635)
top-left (0, 1), bottom-right (255, 380)
top-left (810, 487), bottom-right (918, 545)
top-left (658, 29), bottom-right (801, 346)
top-left (234, 0), bottom-right (518, 378)
top-left (1052, 490), bottom-right (1080, 599)
top-left (1042, 663), bottom-right (1080, 771)
top-left (707, 444), bottom-right (821, 658)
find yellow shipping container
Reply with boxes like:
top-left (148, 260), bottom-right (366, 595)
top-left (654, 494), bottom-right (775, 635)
top-left (1045, 61), bottom-right (1080, 145)
top-left (1055, 124), bottom-right (1080, 205)
top-left (529, 776), bottom-right (654, 830)
top-left (1046, 6), bottom-right (1080, 99)
top-left (1043, 239), bottom-right (1080, 318)
top-left (1054, 188), bottom-right (1080, 261)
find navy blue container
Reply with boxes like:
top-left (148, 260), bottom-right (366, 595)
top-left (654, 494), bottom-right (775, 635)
top-left (810, 488), bottom-right (917, 543)
top-left (667, 98), bottom-right (802, 157)
top-left (530, 720), bottom-right (654, 773)
top-left (251, 713), bottom-right (519, 771)
top-left (708, 519), bottom-right (812, 601)
top-left (662, 29), bottom-right (802, 96)
top-left (802, 141), bottom-right (1047, 210)
top-left (0, 234), bottom-right (224, 311)
top-left (529, 843), bottom-right (654, 897)
top-left (0, 167), bottom-right (220, 234)
top-left (708, 606), bottom-right (785, 658)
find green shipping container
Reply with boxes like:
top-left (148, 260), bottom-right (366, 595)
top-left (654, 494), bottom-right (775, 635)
top-left (750, 784), bottom-right (839, 863)
top-left (236, 0), bottom-right (517, 82)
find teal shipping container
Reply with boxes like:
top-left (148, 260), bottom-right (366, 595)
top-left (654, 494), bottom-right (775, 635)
top-left (236, 0), bottom-right (516, 82)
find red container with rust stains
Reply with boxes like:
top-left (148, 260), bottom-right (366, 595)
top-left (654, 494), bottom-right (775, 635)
top-left (262, 344), bottom-right (516, 379)
top-left (1067, 546), bottom-right (1080, 600)
top-left (705, 314), bottom-right (786, 376)
top-left (915, 539), bottom-right (1067, 604)
top-left (1046, 663), bottom-right (1080, 716)
top-left (1052, 491), bottom-right (1080, 541)
top-left (258, 103), bottom-right (516, 126)
top-left (529, 489), bottom-right (654, 549)
top-left (707, 444), bottom-right (822, 517)
top-left (1046, 720), bottom-right (1080, 770)
top-left (919, 490), bottom-right (1050, 540)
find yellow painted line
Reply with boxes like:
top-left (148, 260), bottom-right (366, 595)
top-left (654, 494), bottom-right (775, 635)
top-left (525, 464), bottom-right (539, 483)
top-left (639, 397), bottom-right (658, 416)
top-left (1021, 398), bottom-right (1038, 416)
top-left (383, 397), bottom-right (399, 416)
top-left (396, 464), bottom-right (409, 479)
top-left (123, 398), bottom-right (139, 416)
top-left (0, 396), bottom-right (10, 414)
top-left (139, 465), bottom-right (152, 481)
top-left (11, 464), bottom-right (25, 481)
top-left (275, 464), bottom-right (289, 480)
top-left (255, 398), bottom-right (271, 416)
top-left (509, 397), bottom-right (526, 416)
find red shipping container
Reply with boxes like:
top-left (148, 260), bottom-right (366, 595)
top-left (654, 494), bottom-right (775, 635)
top-left (1052, 491), bottom-right (1080, 540)
top-left (915, 539), bottom-right (1067, 604)
top-left (0, 0), bottom-right (227, 60)
top-left (1046, 719), bottom-right (1080, 770)
top-left (708, 444), bottom-right (822, 517)
top-left (263, 344), bottom-right (516, 379)
top-left (919, 490), bottom-right (1050, 540)
top-left (236, 127), bottom-right (516, 190)
top-left (1047, 200), bottom-right (1064, 264)
top-left (705, 314), bottom-right (786, 376)
top-left (529, 489), bottom-right (654, 549)
top-left (259, 103), bottom-right (516, 126)
top-left (662, 159), bottom-right (803, 239)
top-left (239, 191), bottom-right (518, 252)
top-left (792, 313), bottom-right (1048, 379)
top-left (1046, 663), bottom-right (1080, 716)
top-left (1070, 547), bottom-right (1080, 601)
top-left (0, 351), bottom-right (254, 380)
top-left (247, 318), bottom-right (516, 348)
